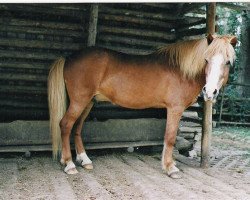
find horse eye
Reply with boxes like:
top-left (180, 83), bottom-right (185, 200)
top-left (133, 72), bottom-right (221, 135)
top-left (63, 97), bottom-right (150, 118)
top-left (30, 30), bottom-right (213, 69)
top-left (226, 61), bottom-right (230, 65)
top-left (205, 59), bottom-right (208, 63)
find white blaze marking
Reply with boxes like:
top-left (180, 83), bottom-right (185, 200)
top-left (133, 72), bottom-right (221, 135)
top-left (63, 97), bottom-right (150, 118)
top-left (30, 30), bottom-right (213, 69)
top-left (205, 54), bottom-right (224, 99)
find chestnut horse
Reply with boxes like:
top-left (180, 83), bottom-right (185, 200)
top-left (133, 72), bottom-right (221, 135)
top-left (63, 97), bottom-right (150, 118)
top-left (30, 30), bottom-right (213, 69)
top-left (48, 34), bottom-right (237, 178)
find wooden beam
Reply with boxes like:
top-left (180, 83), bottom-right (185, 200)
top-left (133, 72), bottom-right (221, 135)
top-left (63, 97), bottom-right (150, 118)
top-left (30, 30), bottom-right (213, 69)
top-left (182, 3), bottom-right (206, 14)
top-left (98, 26), bottom-right (176, 41)
top-left (0, 49), bottom-right (62, 60)
top-left (98, 13), bottom-right (173, 29)
top-left (0, 4), bottom-right (87, 19)
top-left (87, 4), bottom-right (99, 47)
top-left (0, 17), bottom-right (82, 30)
top-left (201, 3), bottom-right (216, 169)
top-left (98, 44), bottom-right (152, 55)
top-left (99, 5), bottom-right (179, 21)
top-left (206, 3), bottom-right (216, 34)
top-left (0, 38), bottom-right (82, 50)
top-left (98, 35), bottom-right (166, 48)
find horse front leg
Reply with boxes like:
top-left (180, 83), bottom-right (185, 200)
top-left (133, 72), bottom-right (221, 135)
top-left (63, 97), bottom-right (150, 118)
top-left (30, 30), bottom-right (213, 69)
top-left (162, 107), bottom-right (183, 179)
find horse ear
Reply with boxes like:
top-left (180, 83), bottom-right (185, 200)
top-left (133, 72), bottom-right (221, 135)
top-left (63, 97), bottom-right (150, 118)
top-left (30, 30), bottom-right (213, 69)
top-left (207, 34), bottom-right (214, 45)
top-left (230, 36), bottom-right (237, 47)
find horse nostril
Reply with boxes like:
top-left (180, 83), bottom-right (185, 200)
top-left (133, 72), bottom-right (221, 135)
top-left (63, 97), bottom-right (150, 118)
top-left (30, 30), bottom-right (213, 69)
top-left (202, 87), bottom-right (206, 92)
top-left (213, 89), bottom-right (217, 95)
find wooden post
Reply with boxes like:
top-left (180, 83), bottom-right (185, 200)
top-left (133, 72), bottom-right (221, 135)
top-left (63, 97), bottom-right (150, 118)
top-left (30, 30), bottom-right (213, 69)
top-left (201, 3), bottom-right (216, 168)
top-left (87, 4), bottom-right (99, 47)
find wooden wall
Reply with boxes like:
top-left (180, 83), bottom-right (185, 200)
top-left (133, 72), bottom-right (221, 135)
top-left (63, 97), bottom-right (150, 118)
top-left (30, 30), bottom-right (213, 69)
top-left (0, 4), bottom-right (90, 121)
top-left (0, 3), bottom-right (206, 122)
top-left (97, 3), bottom-right (177, 55)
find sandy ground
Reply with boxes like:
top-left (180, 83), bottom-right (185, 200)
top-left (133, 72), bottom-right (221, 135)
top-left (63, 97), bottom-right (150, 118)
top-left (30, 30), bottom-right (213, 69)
top-left (0, 127), bottom-right (249, 200)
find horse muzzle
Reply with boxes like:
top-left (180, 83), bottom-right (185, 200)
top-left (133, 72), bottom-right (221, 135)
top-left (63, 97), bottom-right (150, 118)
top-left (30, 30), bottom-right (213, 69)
top-left (202, 86), bottom-right (219, 103)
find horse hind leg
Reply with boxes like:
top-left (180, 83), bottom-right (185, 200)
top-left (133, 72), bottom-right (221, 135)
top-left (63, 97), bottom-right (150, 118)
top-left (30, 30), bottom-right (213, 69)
top-left (74, 101), bottom-right (94, 170)
top-left (60, 100), bottom-right (91, 174)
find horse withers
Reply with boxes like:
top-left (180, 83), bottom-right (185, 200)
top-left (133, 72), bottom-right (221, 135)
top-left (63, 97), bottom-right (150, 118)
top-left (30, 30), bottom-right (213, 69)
top-left (48, 34), bottom-right (237, 178)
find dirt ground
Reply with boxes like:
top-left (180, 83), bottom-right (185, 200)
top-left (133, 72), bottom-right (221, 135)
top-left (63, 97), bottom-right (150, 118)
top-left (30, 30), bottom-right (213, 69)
top-left (0, 127), bottom-right (249, 200)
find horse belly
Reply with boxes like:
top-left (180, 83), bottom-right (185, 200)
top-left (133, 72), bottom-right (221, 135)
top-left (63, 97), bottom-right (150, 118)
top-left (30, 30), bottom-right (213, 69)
top-left (96, 87), bottom-right (164, 109)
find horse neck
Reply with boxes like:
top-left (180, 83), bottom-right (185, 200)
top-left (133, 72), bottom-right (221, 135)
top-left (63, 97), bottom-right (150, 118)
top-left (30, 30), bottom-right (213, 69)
top-left (194, 70), bottom-right (206, 91)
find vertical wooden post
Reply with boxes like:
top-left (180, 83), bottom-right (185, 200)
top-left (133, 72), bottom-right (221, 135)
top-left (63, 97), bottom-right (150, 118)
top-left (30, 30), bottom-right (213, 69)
top-left (201, 3), bottom-right (216, 168)
top-left (87, 4), bottom-right (99, 47)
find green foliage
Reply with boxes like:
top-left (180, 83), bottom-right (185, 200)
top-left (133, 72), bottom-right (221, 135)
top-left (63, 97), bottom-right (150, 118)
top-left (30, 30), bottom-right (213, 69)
top-left (217, 6), bottom-right (242, 86)
top-left (215, 5), bottom-right (250, 123)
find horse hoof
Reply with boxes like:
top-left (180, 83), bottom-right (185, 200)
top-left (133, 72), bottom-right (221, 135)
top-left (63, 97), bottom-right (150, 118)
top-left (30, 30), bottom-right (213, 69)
top-left (169, 172), bottom-right (182, 179)
top-left (64, 161), bottom-right (78, 175)
top-left (66, 168), bottom-right (78, 175)
top-left (83, 164), bottom-right (93, 170)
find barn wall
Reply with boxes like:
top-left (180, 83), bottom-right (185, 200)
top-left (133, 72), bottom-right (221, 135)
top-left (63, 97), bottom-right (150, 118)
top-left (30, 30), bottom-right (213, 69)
top-left (97, 3), bottom-right (177, 54)
top-left (0, 3), bottom-right (206, 122)
top-left (176, 3), bottom-right (206, 40)
top-left (0, 4), bottom-right (90, 121)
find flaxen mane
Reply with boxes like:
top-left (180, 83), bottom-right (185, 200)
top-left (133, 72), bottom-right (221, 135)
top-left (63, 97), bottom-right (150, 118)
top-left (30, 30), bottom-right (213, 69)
top-left (158, 36), bottom-right (236, 79)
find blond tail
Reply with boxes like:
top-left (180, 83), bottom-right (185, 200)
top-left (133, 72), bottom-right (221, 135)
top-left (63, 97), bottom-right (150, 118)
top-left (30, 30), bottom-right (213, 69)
top-left (48, 57), bottom-right (67, 159)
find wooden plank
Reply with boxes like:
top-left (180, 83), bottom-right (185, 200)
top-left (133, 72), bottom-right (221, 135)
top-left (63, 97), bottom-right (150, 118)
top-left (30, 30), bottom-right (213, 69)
top-left (178, 27), bottom-right (207, 36)
top-left (181, 35), bottom-right (205, 41)
top-left (143, 3), bottom-right (175, 9)
top-left (179, 126), bottom-right (202, 133)
top-left (182, 3), bottom-right (206, 14)
top-left (87, 4), bottom-right (99, 47)
top-left (98, 35), bottom-right (167, 48)
top-left (217, 113), bottom-right (250, 117)
top-left (216, 121), bottom-right (250, 126)
top-left (0, 62), bottom-right (49, 70)
top-left (179, 16), bottom-right (206, 26)
top-left (0, 25), bottom-right (84, 38)
top-left (178, 132), bottom-right (196, 140)
top-left (0, 49), bottom-right (63, 60)
top-left (99, 13), bottom-right (174, 29)
top-left (98, 44), bottom-right (152, 55)
top-left (0, 17), bottom-right (82, 31)
top-left (0, 99), bottom-right (47, 109)
top-left (99, 5), bottom-right (179, 21)
top-left (29, 3), bottom-right (89, 11)
top-left (0, 85), bottom-right (47, 95)
top-left (0, 38), bottom-right (83, 50)
top-left (0, 140), bottom-right (190, 153)
top-left (0, 119), bottom-right (166, 146)
top-left (99, 25), bottom-right (176, 41)
top-left (0, 72), bottom-right (47, 82)
top-left (0, 4), bottom-right (86, 18)
top-left (0, 119), bottom-right (193, 152)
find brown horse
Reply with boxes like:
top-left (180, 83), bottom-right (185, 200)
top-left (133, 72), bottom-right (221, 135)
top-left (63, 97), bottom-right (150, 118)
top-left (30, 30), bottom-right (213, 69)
top-left (48, 34), bottom-right (237, 178)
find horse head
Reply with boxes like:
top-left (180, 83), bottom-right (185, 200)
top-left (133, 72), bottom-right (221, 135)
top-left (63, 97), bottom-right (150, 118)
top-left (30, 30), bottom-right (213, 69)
top-left (202, 34), bottom-right (237, 102)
